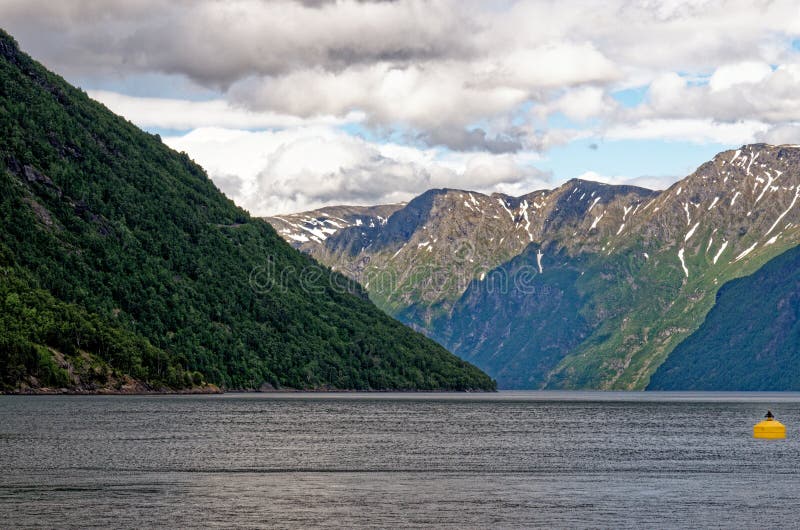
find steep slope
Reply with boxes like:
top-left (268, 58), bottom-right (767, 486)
top-left (0, 29), bottom-right (495, 392)
top-left (272, 144), bottom-right (800, 389)
top-left (441, 244), bottom-right (592, 388)
top-left (647, 244), bottom-right (800, 390)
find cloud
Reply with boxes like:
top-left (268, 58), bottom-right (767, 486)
top-left (755, 123), bottom-right (800, 144)
top-left (0, 0), bottom-right (474, 84)
top-left (605, 118), bottom-right (770, 144)
top-left (5, 0), bottom-right (800, 213)
top-left (89, 90), bottom-right (364, 130)
top-left (635, 64), bottom-right (800, 124)
top-left (164, 127), bottom-right (548, 215)
top-left (535, 86), bottom-right (616, 122)
top-left (575, 171), bottom-right (676, 191)
top-left (709, 61), bottom-right (773, 92)
top-left (5, 0), bottom-right (800, 149)
top-left (417, 127), bottom-right (525, 154)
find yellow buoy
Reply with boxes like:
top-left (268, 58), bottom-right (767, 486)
top-left (754, 410), bottom-right (786, 439)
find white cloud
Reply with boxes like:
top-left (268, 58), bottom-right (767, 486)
top-left (755, 123), bottom-right (800, 144)
top-left (164, 127), bottom-right (548, 215)
top-left (605, 118), bottom-right (770, 144)
top-left (537, 86), bottom-right (616, 122)
top-left (575, 170), bottom-right (676, 191)
top-left (621, 63), bottom-right (800, 129)
top-left (89, 90), bottom-right (364, 130)
top-left (228, 62), bottom-right (530, 132)
top-left (709, 61), bottom-right (773, 92)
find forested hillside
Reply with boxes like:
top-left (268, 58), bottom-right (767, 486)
top-left (0, 29), bottom-right (495, 393)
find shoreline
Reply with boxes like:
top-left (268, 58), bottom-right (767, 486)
top-left (2, 386), bottom-right (497, 396)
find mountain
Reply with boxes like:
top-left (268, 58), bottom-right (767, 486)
top-left (271, 145), bottom-right (800, 389)
top-left (0, 29), bottom-right (495, 393)
top-left (269, 181), bottom-right (656, 329)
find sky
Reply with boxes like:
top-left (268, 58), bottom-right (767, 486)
top-left (3, 0), bottom-right (800, 215)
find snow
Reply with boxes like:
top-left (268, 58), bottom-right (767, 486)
top-left (497, 198), bottom-right (515, 221)
top-left (521, 206), bottom-right (533, 241)
top-left (706, 237), bottom-right (714, 252)
top-left (417, 241), bottom-right (430, 248)
top-left (588, 197), bottom-right (601, 211)
top-left (589, 212), bottom-right (605, 230)
top-left (536, 249), bottom-right (544, 274)
top-left (746, 151), bottom-right (760, 175)
top-left (766, 234), bottom-right (779, 245)
top-left (300, 226), bottom-right (329, 240)
top-left (469, 193), bottom-right (479, 207)
top-left (676, 186), bottom-right (682, 196)
top-left (678, 248), bottom-right (689, 277)
top-left (617, 223), bottom-right (625, 235)
top-left (730, 191), bottom-right (741, 206)
top-left (644, 252), bottom-right (649, 260)
top-left (683, 202), bottom-right (691, 225)
top-left (765, 185), bottom-right (800, 236)
top-left (755, 173), bottom-right (776, 203)
top-left (355, 219), bottom-right (363, 226)
top-left (684, 222), bottom-right (700, 241)
top-left (623, 205), bottom-right (633, 221)
top-left (730, 149), bottom-right (741, 163)
top-left (390, 243), bottom-right (407, 259)
top-left (713, 240), bottom-right (728, 264)
top-left (734, 242), bottom-right (757, 262)
top-left (480, 272), bottom-right (486, 281)
top-left (287, 233), bottom-right (310, 243)
top-left (708, 197), bottom-right (719, 210)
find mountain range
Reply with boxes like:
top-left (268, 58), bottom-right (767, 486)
top-left (0, 29), bottom-right (494, 393)
top-left (268, 144), bottom-right (800, 389)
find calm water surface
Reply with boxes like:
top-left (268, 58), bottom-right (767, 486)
top-left (2, 392), bottom-right (800, 528)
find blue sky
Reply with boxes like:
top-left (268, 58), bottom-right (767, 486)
top-left (3, 0), bottom-right (799, 214)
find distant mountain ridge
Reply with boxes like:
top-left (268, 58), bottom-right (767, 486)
top-left (268, 144), bottom-right (800, 389)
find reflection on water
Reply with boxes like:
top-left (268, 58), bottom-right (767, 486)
top-left (2, 392), bottom-right (799, 528)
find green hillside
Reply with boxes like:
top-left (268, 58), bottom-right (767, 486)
top-left (0, 29), bottom-right (495, 393)
top-left (648, 245), bottom-right (800, 390)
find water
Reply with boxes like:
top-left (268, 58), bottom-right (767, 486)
top-left (2, 392), bottom-right (800, 528)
